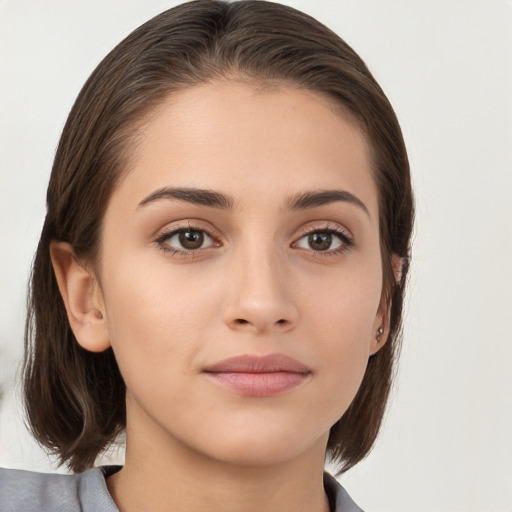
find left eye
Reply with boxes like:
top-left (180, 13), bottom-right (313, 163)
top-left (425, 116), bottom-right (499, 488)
top-left (161, 229), bottom-right (214, 251)
top-left (294, 231), bottom-right (345, 252)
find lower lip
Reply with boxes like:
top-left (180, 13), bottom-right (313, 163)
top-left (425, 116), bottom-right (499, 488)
top-left (205, 372), bottom-right (309, 397)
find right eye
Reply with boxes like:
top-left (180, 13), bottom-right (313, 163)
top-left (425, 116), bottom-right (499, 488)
top-left (155, 226), bottom-right (217, 254)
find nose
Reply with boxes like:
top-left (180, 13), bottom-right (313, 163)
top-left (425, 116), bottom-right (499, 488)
top-left (223, 246), bottom-right (299, 335)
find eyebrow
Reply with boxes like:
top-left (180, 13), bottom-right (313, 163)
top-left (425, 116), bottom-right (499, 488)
top-left (137, 186), bottom-right (369, 217)
top-left (286, 189), bottom-right (370, 217)
top-left (138, 187), bottom-right (234, 209)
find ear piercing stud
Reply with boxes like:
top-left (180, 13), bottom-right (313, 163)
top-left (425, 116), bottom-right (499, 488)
top-left (376, 327), bottom-right (384, 342)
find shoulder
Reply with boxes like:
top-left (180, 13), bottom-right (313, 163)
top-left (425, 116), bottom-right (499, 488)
top-left (324, 472), bottom-right (365, 512)
top-left (0, 466), bottom-right (119, 512)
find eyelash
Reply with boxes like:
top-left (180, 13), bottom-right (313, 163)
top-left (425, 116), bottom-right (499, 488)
top-left (154, 222), bottom-right (353, 257)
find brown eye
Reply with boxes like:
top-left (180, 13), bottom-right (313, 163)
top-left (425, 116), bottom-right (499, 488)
top-left (159, 228), bottom-right (215, 252)
top-left (294, 229), bottom-right (348, 253)
top-left (308, 232), bottom-right (332, 251)
top-left (179, 230), bottom-right (204, 249)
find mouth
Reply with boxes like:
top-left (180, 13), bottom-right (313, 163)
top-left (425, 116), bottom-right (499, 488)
top-left (203, 353), bottom-right (311, 397)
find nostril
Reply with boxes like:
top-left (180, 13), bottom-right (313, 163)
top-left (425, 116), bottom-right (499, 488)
top-left (230, 318), bottom-right (291, 328)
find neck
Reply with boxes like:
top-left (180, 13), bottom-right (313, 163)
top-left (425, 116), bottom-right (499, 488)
top-left (107, 405), bottom-right (331, 512)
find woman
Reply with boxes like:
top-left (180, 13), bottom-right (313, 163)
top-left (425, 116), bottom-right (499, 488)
top-left (0, 1), bottom-right (413, 510)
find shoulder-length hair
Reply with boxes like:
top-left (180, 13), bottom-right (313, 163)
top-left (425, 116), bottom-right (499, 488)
top-left (23, 0), bottom-right (413, 473)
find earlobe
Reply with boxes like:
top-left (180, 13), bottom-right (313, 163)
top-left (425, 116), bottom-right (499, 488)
top-left (50, 241), bottom-right (111, 352)
top-left (369, 321), bottom-right (387, 356)
top-left (369, 293), bottom-right (390, 355)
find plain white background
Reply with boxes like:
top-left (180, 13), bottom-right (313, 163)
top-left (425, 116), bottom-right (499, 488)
top-left (1, 1), bottom-right (511, 511)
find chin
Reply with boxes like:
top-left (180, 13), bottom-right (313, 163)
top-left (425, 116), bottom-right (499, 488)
top-left (193, 425), bottom-right (328, 468)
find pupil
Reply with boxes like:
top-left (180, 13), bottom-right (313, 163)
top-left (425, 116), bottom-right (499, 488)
top-left (308, 232), bottom-right (331, 251)
top-left (179, 230), bottom-right (204, 249)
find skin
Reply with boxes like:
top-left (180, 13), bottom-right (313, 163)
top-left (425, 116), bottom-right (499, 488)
top-left (52, 81), bottom-right (388, 512)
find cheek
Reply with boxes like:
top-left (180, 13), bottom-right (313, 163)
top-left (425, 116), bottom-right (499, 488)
top-left (301, 259), bottom-right (382, 393)
top-left (104, 246), bottom-right (218, 330)
top-left (303, 256), bottom-right (382, 338)
top-left (99, 253), bottom-right (221, 392)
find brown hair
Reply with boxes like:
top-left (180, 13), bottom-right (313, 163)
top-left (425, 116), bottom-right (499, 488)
top-left (23, 0), bottom-right (413, 473)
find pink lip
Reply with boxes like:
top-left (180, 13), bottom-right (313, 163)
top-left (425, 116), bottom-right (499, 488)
top-left (203, 353), bottom-right (311, 397)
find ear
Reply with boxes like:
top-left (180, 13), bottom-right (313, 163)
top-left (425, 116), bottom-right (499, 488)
top-left (369, 254), bottom-right (404, 356)
top-left (50, 241), bottom-right (111, 352)
top-left (392, 253), bottom-right (404, 285)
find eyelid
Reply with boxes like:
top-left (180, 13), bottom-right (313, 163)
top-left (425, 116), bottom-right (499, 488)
top-left (299, 222), bottom-right (352, 238)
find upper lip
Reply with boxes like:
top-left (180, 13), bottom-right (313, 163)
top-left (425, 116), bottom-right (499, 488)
top-left (203, 353), bottom-right (311, 374)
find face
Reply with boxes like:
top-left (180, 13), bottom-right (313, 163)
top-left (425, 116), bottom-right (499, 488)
top-left (94, 81), bottom-right (384, 466)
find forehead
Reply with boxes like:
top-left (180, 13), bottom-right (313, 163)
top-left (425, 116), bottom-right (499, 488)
top-left (112, 80), bottom-right (378, 217)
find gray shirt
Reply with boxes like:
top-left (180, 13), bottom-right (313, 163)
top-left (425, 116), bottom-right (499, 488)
top-left (0, 466), bottom-right (363, 512)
